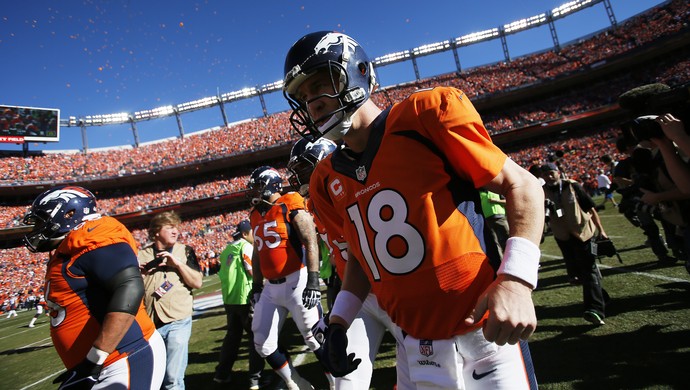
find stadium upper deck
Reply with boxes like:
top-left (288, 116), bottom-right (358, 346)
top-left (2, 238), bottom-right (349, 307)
top-left (0, 0), bottom-right (687, 189)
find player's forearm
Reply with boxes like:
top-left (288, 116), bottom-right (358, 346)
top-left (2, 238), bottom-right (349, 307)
top-left (340, 252), bottom-right (371, 301)
top-left (93, 312), bottom-right (136, 353)
top-left (294, 211), bottom-right (320, 272)
top-left (330, 255), bottom-right (370, 328)
top-left (503, 172), bottom-right (545, 244)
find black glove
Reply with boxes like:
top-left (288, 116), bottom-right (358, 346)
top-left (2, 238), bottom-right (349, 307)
top-left (302, 271), bottom-right (322, 310)
top-left (323, 323), bottom-right (361, 377)
top-left (311, 314), bottom-right (330, 346)
top-left (54, 358), bottom-right (103, 390)
top-left (250, 283), bottom-right (263, 308)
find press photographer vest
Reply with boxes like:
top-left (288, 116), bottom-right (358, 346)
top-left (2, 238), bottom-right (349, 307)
top-left (545, 180), bottom-right (597, 242)
top-left (138, 243), bottom-right (195, 324)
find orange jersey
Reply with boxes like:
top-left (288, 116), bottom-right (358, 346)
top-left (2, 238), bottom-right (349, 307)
top-left (250, 192), bottom-right (308, 280)
top-left (46, 216), bottom-right (156, 369)
top-left (308, 198), bottom-right (348, 278)
top-left (309, 87), bottom-right (506, 339)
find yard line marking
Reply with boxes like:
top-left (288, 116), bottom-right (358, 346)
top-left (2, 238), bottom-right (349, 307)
top-left (22, 336), bottom-right (52, 348)
top-left (18, 370), bottom-right (63, 390)
top-left (292, 345), bottom-right (310, 366)
top-left (0, 325), bottom-right (46, 340)
top-left (540, 253), bottom-right (690, 283)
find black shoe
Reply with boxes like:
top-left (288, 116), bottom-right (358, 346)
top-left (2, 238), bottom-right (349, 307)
top-left (658, 254), bottom-right (678, 264)
top-left (213, 374), bottom-right (232, 384)
top-left (583, 310), bottom-right (605, 325)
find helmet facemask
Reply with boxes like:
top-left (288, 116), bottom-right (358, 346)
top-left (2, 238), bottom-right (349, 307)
top-left (283, 31), bottom-right (376, 142)
top-left (287, 158), bottom-right (315, 197)
top-left (247, 167), bottom-right (283, 210)
top-left (23, 211), bottom-right (66, 253)
top-left (285, 63), bottom-right (363, 142)
top-left (287, 138), bottom-right (337, 197)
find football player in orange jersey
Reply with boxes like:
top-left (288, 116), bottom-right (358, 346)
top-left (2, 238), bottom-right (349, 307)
top-left (288, 138), bottom-right (409, 390)
top-left (22, 186), bottom-right (165, 389)
top-left (282, 31), bottom-right (544, 389)
top-left (247, 166), bottom-right (334, 390)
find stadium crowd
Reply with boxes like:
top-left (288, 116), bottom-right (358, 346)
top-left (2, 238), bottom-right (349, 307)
top-left (1, 0), bottom-right (688, 325)
top-left (0, 128), bottom-right (622, 312)
top-left (0, 0), bottom-right (687, 185)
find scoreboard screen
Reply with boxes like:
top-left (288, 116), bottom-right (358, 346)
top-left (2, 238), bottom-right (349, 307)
top-left (0, 104), bottom-right (60, 143)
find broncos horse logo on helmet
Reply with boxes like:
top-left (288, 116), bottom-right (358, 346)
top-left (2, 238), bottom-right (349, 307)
top-left (283, 31), bottom-right (378, 142)
top-left (247, 166), bottom-right (284, 208)
top-left (287, 138), bottom-right (337, 197)
top-left (23, 186), bottom-right (99, 252)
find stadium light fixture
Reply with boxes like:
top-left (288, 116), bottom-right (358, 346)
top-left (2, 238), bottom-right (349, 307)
top-left (83, 112), bottom-right (130, 126)
top-left (552, 0), bottom-right (595, 18)
top-left (134, 105), bottom-right (175, 120)
top-left (412, 41), bottom-right (451, 56)
top-left (373, 50), bottom-right (411, 66)
top-left (220, 87), bottom-right (259, 103)
top-left (455, 28), bottom-right (500, 46)
top-left (260, 80), bottom-right (283, 94)
top-left (503, 14), bottom-right (548, 33)
top-left (176, 96), bottom-right (219, 113)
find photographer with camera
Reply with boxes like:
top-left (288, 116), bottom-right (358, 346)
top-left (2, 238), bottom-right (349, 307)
top-left (651, 113), bottom-right (690, 194)
top-left (619, 84), bottom-right (690, 273)
top-left (611, 137), bottom-right (676, 264)
top-left (542, 163), bottom-right (610, 325)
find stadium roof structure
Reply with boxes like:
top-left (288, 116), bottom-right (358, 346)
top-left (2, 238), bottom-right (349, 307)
top-left (58, 0), bottom-right (616, 136)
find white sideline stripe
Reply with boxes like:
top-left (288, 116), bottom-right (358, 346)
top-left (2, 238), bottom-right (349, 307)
top-left (0, 323), bottom-right (48, 341)
top-left (19, 370), bottom-right (63, 390)
top-left (540, 253), bottom-right (690, 284)
top-left (22, 336), bottom-right (51, 348)
top-left (21, 291), bottom-right (307, 389)
top-left (190, 293), bottom-right (310, 366)
top-left (192, 293), bottom-right (224, 317)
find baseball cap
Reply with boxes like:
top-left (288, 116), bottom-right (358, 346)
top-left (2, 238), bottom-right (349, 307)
top-left (541, 162), bottom-right (559, 173)
top-left (237, 220), bottom-right (251, 233)
top-left (233, 220), bottom-right (251, 240)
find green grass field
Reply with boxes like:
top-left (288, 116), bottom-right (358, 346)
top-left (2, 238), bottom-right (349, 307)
top-left (2, 197), bottom-right (689, 389)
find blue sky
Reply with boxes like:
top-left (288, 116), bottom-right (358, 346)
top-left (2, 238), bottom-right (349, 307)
top-left (0, 0), bottom-right (665, 152)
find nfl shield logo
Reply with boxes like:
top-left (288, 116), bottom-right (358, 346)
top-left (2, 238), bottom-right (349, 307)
top-left (356, 166), bottom-right (367, 181)
top-left (419, 340), bottom-right (433, 357)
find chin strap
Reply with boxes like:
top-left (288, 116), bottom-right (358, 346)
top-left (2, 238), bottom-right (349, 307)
top-left (321, 111), bottom-right (353, 141)
top-left (254, 199), bottom-right (275, 213)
